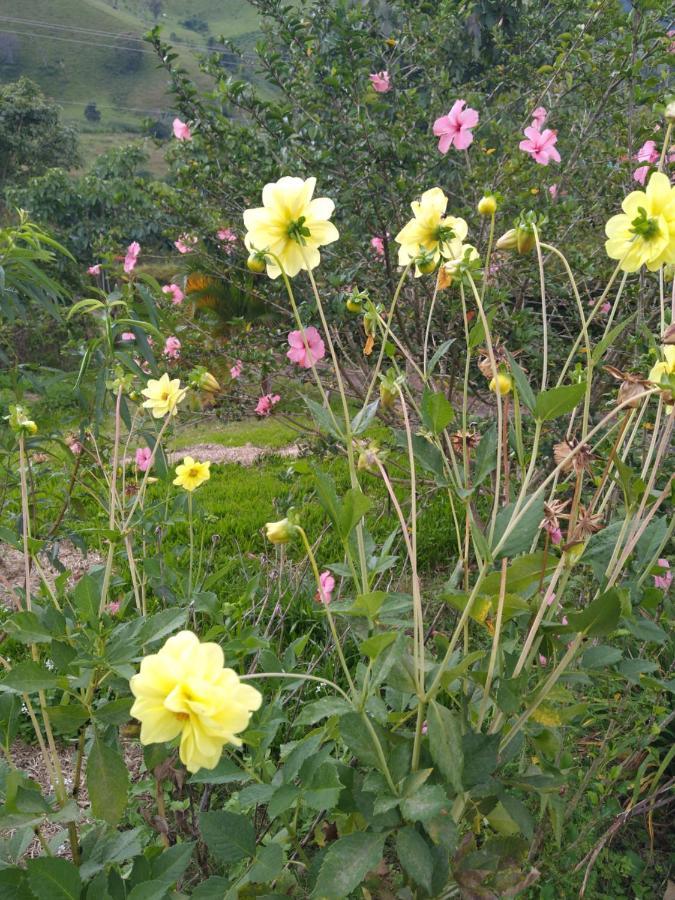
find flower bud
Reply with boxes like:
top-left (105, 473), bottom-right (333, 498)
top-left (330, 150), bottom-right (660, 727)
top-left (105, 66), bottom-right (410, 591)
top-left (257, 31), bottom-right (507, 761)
top-left (489, 373), bottom-right (513, 396)
top-left (496, 228), bottom-right (517, 251)
top-left (379, 383), bottom-right (396, 408)
top-left (199, 371), bottom-right (221, 393)
top-left (6, 405), bottom-right (37, 436)
top-left (247, 252), bottom-right (266, 273)
top-left (665, 99), bottom-right (675, 123)
top-left (416, 252), bottom-right (438, 275)
top-left (265, 517), bottom-right (297, 544)
top-left (477, 195), bottom-right (497, 216)
top-left (515, 225), bottom-right (536, 254)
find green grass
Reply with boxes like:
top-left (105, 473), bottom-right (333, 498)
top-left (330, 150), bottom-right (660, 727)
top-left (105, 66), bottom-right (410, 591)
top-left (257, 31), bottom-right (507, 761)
top-left (171, 414), bottom-right (303, 451)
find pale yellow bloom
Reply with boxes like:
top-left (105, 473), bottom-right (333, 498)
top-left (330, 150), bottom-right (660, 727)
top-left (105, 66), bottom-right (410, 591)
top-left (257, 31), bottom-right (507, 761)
top-left (489, 373), bottom-right (513, 396)
top-left (648, 345), bottom-right (675, 385)
top-left (395, 187), bottom-right (468, 276)
top-left (605, 172), bottom-right (675, 273)
top-left (141, 373), bottom-right (186, 418)
top-left (173, 456), bottom-right (211, 492)
top-left (265, 517), bottom-right (297, 544)
top-left (130, 631), bottom-right (262, 773)
top-left (243, 176), bottom-right (339, 279)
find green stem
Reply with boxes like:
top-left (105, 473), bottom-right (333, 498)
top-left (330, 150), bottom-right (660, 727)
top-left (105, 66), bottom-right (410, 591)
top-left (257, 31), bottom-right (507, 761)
top-left (365, 264), bottom-right (412, 404)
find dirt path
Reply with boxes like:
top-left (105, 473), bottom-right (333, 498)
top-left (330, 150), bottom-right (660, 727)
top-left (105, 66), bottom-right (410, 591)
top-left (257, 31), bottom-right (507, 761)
top-left (167, 441), bottom-right (301, 466)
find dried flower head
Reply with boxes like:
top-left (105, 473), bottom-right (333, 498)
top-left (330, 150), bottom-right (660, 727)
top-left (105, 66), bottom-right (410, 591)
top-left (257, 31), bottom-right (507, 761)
top-left (604, 365), bottom-right (650, 409)
top-left (553, 438), bottom-right (595, 474)
top-left (450, 429), bottom-right (481, 454)
top-left (568, 506), bottom-right (604, 543)
top-left (477, 341), bottom-right (516, 380)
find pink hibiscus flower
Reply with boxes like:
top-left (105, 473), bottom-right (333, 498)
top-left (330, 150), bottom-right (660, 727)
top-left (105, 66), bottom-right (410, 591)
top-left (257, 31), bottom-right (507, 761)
top-left (531, 106), bottom-right (548, 129)
top-left (135, 447), bottom-right (152, 472)
top-left (370, 236), bottom-right (385, 257)
top-left (163, 336), bottom-right (181, 360)
top-left (287, 327), bottom-right (326, 369)
top-left (162, 283), bottom-right (185, 305)
top-left (217, 228), bottom-right (237, 253)
top-left (172, 117), bottom-right (192, 141)
top-left (316, 570), bottom-right (335, 605)
top-left (124, 241), bottom-right (141, 273)
top-left (633, 140), bottom-right (660, 184)
top-left (433, 100), bottom-right (479, 153)
top-left (230, 360), bottom-right (243, 379)
top-left (519, 126), bottom-right (561, 165)
top-left (369, 71), bottom-right (390, 93)
top-left (654, 559), bottom-right (672, 592)
top-left (255, 393), bottom-right (281, 417)
top-left (87, 264), bottom-right (101, 275)
top-left (174, 234), bottom-right (198, 254)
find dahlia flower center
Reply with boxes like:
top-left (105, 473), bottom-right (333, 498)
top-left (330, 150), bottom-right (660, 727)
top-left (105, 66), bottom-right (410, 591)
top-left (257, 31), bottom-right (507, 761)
top-left (434, 223), bottom-right (456, 244)
top-left (630, 207), bottom-right (660, 241)
top-left (287, 215), bottom-right (311, 245)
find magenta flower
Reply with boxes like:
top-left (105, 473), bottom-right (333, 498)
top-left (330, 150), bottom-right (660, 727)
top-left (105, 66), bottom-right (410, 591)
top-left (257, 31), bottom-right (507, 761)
top-left (124, 241), bottom-right (141, 274)
top-left (230, 360), bottom-right (243, 379)
top-left (546, 592), bottom-right (557, 607)
top-left (162, 283), bottom-right (185, 305)
top-left (87, 264), bottom-right (101, 275)
top-left (172, 117), bottom-right (192, 141)
top-left (369, 71), bottom-right (390, 93)
top-left (548, 184), bottom-right (558, 199)
top-left (316, 570), bottom-right (335, 605)
top-left (370, 236), bottom-right (385, 257)
top-left (531, 106), bottom-right (548, 129)
top-left (287, 327), bottom-right (326, 369)
top-left (519, 126), bottom-right (561, 165)
top-left (105, 600), bottom-right (121, 615)
top-left (163, 336), bottom-right (181, 360)
top-left (654, 559), bottom-right (672, 592)
top-left (135, 447), bottom-right (152, 472)
top-left (561, 616), bottom-right (569, 626)
top-left (255, 393), bottom-right (281, 417)
top-left (538, 654), bottom-right (547, 667)
top-left (174, 234), bottom-right (197, 254)
top-left (217, 228), bottom-right (237, 253)
top-left (636, 140), bottom-right (659, 163)
top-left (600, 302), bottom-right (611, 314)
top-left (433, 100), bottom-right (479, 153)
top-left (421, 721), bottom-right (428, 735)
top-left (121, 332), bottom-right (136, 341)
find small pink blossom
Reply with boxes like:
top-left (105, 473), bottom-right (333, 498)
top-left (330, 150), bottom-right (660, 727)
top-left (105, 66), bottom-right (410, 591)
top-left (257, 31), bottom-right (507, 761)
top-left (433, 100), bottom-right (479, 153)
top-left (544, 520), bottom-right (563, 545)
top-left (255, 393), bottom-right (281, 417)
top-left (636, 140), bottom-right (659, 164)
top-left (287, 326), bottom-right (326, 369)
top-left (548, 184), bottom-right (558, 199)
top-left (124, 241), bottom-right (141, 274)
top-left (175, 234), bottom-right (198, 254)
top-left (531, 106), bottom-right (548, 129)
top-left (519, 126), bottom-right (561, 165)
top-left (121, 332), bottom-right (136, 341)
top-left (654, 558), bottom-right (672, 592)
top-left (539, 654), bottom-right (547, 667)
top-left (369, 71), bottom-right (390, 93)
top-left (600, 302), bottom-right (611, 314)
top-left (162, 283), bottom-right (185, 305)
top-left (546, 592), bottom-right (557, 607)
top-left (135, 447), bottom-right (152, 472)
top-left (163, 336), bottom-right (181, 360)
top-left (370, 236), bottom-right (385, 257)
top-left (421, 721), bottom-right (428, 735)
top-left (230, 360), bottom-right (243, 379)
top-left (87, 264), bottom-right (101, 275)
top-left (172, 117), bottom-right (192, 141)
top-left (217, 228), bottom-right (237, 253)
top-left (561, 616), bottom-right (569, 626)
top-left (105, 600), bottom-right (121, 615)
top-left (316, 570), bottom-right (335, 605)
top-left (633, 165), bottom-right (650, 185)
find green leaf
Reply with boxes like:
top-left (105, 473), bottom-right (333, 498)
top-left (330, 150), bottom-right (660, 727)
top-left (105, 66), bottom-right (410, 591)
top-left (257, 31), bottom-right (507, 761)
top-left (304, 763), bottom-right (343, 810)
top-left (304, 396), bottom-right (343, 440)
top-left (427, 701), bottom-right (463, 794)
top-left (400, 784), bottom-right (449, 823)
top-left (46, 704), bottom-right (89, 735)
top-left (126, 882), bottom-right (168, 900)
top-left (248, 843), bottom-right (284, 884)
top-left (0, 661), bottom-right (60, 694)
top-left (295, 697), bottom-right (352, 726)
top-left (461, 733), bottom-right (499, 789)
top-left (396, 827), bottom-right (434, 893)
top-left (481, 552), bottom-right (557, 598)
top-left (26, 858), bottom-right (82, 900)
top-left (5, 612), bottom-right (52, 644)
top-left (591, 314), bottom-right (635, 365)
top-left (346, 591), bottom-right (387, 619)
top-left (0, 694), bottom-right (21, 748)
top-left (312, 832), bottom-right (386, 899)
top-left (500, 794), bottom-right (535, 840)
top-left (351, 399), bottom-right (379, 435)
top-left (505, 351), bottom-right (536, 412)
top-left (339, 488), bottom-right (371, 538)
top-left (581, 645), bottom-right (623, 668)
top-left (421, 389), bottom-right (454, 433)
top-left (473, 424), bottom-right (497, 487)
top-left (93, 697), bottom-right (133, 726)
top-left (563, 589), bottom-right (621, 637)
top-left (428, 338), bottom-right (456, 376)
top-left (150, 842), bottom-right (195, 885)
top-left (534, 382), bottom-right (586, 421)
top-left (188, 756), bottom-right (251, 785)
top-left (71, 573), bottom-right (102, 624)
top-left (200, 810), bottom-right (255, 863)
top-left (492, 497), bottom-right (545, 559)
top-left (86, 736), bottom-right (129, 826)
top-left (359, 632), bottom-right (397, 660)
top-left (623, 617), bottom-right (668, 644)
top-left (340, 712), bottom-right (388, 771)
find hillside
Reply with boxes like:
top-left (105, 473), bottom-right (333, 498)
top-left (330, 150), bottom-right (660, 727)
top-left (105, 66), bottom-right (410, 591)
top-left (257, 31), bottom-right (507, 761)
top-left (0, 0), bottom-right (262, 168)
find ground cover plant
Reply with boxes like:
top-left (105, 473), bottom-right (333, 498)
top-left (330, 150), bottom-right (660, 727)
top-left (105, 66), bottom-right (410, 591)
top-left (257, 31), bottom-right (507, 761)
top-left (0, 3), bottom-right (674, 898)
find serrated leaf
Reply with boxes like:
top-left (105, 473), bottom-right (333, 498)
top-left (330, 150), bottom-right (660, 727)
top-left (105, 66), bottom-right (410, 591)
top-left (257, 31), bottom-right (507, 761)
top-left (359, 632), bottom-right (397, 660)
top-left (400, 784), bottom-right (449, 822)
top-left (534, 382), bottom-right (586, 421)
top-left (421, 389), bottom-right (454, 433)
top-left (0, 661), bottom-right (60, 694)
top-left (493, 496), bottom-right (545, 559)
top-left (427, 701), bottom-right (463, 794)
top-left (295, 697), bottom-right (352, 726)
top-left (312, 832), bottom-right (386, 899)
top-left (505, 350), bottom-right (536, 412)
top-left (200, 810), bottom-right (255, 863)
top-left (396, 827), bottom-right (434, 893)
top-left (86, 736), bottom-right (129, 826)
top-left (26, 858), bottom-right (82, 900)
top-left (351, 399), bottom-right (379, 435)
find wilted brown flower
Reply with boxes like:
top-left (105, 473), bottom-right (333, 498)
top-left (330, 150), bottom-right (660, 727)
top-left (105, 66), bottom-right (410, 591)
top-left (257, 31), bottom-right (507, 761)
top-left (450, 429), bottom-right (481, 453)
top-left (568, 506), bottom-right (603, 543)
top-left (604, 365), bottom-right (650, 409)
top-left (477, 341), bottom-right (512, 380)
top-left (553, 438), bottom-right (596, 474)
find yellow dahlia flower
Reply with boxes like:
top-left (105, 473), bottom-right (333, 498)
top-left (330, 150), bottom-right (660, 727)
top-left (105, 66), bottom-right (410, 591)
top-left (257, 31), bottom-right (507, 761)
top-left (605, 172), bottom-right (675, 273)
top-left (141, 373), bottom-right (186, 419)
top-left (265, 517), bottom-right (297, 544)
top-left (243, 176), bottom-right (339, 279)
top-left (395, 187), bottom-right (468, 276)
top-left (648, 345), bottom-right (675, 385)
top-left (130, 631), bottom-right (262, 773)
top-left (173, 456), bottom-right (211, 492)
top-left (489, 373), bottom-right (513, 396)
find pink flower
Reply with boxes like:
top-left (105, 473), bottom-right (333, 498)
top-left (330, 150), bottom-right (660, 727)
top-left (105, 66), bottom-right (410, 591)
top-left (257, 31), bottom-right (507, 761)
top-left (531, 106), bottom-right (548, 129)
top-left (370, 236), bottom-right (385, 257)
top-left (546, 592), bottom-right (557, 607)
top-left (230, 360), bottom-right (243, 379)
top-left (654, 558), bottom-right (672, 592)
top-left (544, 520), bottom-right (563, 545)
top-left (316, 570), bottom-right (335, 605)
top-left (519, 126), bottom-right (561, 165)
top-left (561, 616), bottom-right (569, 626)
top-left (124, 241), bottom-right (141, 274)
top-left (548, 184), bottom-right (558, 199)
top-left (255, 393), bottom-right (280, 417)
top-left (105, 600), bottom-right (121, 615)
top-left (217, 228), bottom-right (237, 253)
top-left (433, 100), bottom-right (479, 153)
top-left (636, 140), bottom-right (659, 164)
top-left (172, 117), bottom-right (192, 141)
top-left (421, 721), bottom-right (428, 735)
top-left (600, 302), bottom-right (611, 314)
top-left (162, 283), bottom-right (185, 305)
top-left (369, 71), bottom-right (390, 93)
top-left (287, 327), bottom-right (326, 369)
top-left (163, 336), bottom-right (181, 360)
top-left (539, 654), bottom-right (547, 667)
top-left (87, 264), bottom-right (101, 275)
top-left (135, 447), bottom-right (152, 472)
top-left (633, 165), bottom-right (651, 185)
top-left (121, 332), bottom-right (136, 341)
top-left (175, 234), bottom-right (197, 254)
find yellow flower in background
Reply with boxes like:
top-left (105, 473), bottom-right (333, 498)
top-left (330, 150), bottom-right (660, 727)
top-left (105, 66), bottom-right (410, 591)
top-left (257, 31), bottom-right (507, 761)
top-left (605, 172), bottom-right (675, 273)
top-left (243, 176), bottom-right (339, 279)
top-left (173, 456), bottom-right (211, 492)
top-left (489, 373), bottom-right (513, 396)
top-left (649, 345), bottom-right (675, 387)
top-left (141, 373), bottom-right (186, 418)
top-left (395, 187), bottom-right (468, 276)
top-left (265, 517), bottom-right (297, 544)
top-left (130, 631), bottom-right (262, 773)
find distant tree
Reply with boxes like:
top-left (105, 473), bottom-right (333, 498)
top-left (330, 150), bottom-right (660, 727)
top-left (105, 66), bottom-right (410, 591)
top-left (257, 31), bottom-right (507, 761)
top-left (84, 101), bottom-right (102, 123)
top-left (0, 78), bottom-right (80, 188)
top-left (146, 0), bottom-right (164, 21)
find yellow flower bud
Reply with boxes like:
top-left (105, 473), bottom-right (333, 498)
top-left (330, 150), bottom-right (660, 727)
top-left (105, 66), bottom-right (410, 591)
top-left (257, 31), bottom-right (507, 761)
top-left (489, 373), bottom-right (513, 396)
top-left (246, 253), bottom-right (266, 273)
top-left (665, 100), bottom-right (675, 123)
top-left (496, 229), bottom-right (517, 251)
top-left (199, 372), bottom-right (221, 393)
top-left (346, 297), bottom-right (363, 314)
top-left (265, 517), bottom-right (297, 544)
top-left (516, 226), bottom-right (536, 254)
top-left (477, 195), bottom-right (497, 216)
